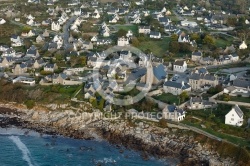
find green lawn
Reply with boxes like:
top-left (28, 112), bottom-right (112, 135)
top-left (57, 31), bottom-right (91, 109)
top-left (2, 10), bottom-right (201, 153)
top-left (229, 96), bottom-right (250, 103)
top-left (116, 25), bottom-right (138, 35)
top-left (214, 35), bottom-right (236, 48)
top-left (182, 121), bottom-right (250, 147)
top-left (137, 37), bottom-right (171, 57)
top-left (152, 93), bottom-right (180, 105)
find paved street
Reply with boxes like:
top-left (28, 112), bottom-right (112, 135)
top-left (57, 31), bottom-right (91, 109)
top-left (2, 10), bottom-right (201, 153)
top-left (62, 16), bottom-right (77, 49)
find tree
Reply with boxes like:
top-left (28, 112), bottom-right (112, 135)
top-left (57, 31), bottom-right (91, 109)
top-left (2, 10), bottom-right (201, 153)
top-left (179, 43), bottom-right (191, 53)
top-left (71, 31), bottom-right (80, 38)
top-left (238, 29), bottom-right (250, 41)
top-left (236, 0), bottom-right (247, 13)
top-left (89, 97), bottom-right (97, 107)
top-left (169, 41), bottom-right (180, 53)
top-left (79, 56), bottom-right (87, 66)
top-left (179, 91), bottom-right (189, 102)
top-left (55, 53), bottom-right (64, 61)
top-left (227, 17), bottom-right (237, 26)
top-left (190, 33), bottom-right (200, 42)
top-left (145, 15), bottom-right (154, 25)
top-left (203, 35), bottom-right (215, 46)
top-left (23, 39), bottom-right (32, 49)
top-left (22, 26), bottom-right (31, 33)
top-left (171, 34), bottom-right (178, 41)
top-left (70, 56), bottom-right (79, 67)
top-left (131, 37), bottom-right (139, 47)
top-left (222, 94), bottom-right (231, 101)
top-left (117, 29), bottom-right (127, 37)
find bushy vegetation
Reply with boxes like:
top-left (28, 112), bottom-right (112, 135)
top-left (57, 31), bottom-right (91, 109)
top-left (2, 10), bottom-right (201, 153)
top-left (24, 100), bottom-right (35, 109)
top-left (0, 79), bottom-right (82, 105)
top-left (183, 104), bottom-right (250, 145)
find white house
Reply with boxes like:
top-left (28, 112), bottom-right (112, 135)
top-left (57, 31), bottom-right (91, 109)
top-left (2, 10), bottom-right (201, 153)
top-left (10, 35), bottom-right (23, 47)
top-left (239, 41), bottom-right (247, 49)
top-left (161, 7), bottom-right (167, 13)
top-left (138, 26), bottom-right (151, 34)
top-left (126, 30), bottom-right (133, 38)
top-left (173, 60), bottom-right (187, 72)
top-left (51, 21), bottom-right (61, 31)
top-left (92, 12), bottom-right (100, 19)
top-left (178, 32), bottom-right (190, 43)
top-left (117, 36), bottom-right (129, 46)
top-left (0, 18), bottom-right (6, 24)
top-left (245, 19), bottom-right (249, 24)
top-left (180, 20), bottom-right (198, 27)
top-left (91, 36), bottom-right (98, 42)
top-left (131, 17), bottom-right (141, 24)
top-left (189, 96), bottom-right (203, 109)
top-left (225, 105), bottom-right (244, 126)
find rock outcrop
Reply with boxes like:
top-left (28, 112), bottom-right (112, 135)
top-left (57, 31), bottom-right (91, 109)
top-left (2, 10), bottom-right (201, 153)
top-left (0, 102), bottom-right (246, 165)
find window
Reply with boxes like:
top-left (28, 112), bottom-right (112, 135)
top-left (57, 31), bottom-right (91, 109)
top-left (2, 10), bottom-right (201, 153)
top-left (231, 118), bottom-right (234, 121)
top-left (232, 114), bottom-right (234, 116)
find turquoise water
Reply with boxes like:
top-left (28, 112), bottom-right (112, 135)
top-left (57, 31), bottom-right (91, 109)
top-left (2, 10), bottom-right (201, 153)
top-left (0, 128), bottom-right (175, 166)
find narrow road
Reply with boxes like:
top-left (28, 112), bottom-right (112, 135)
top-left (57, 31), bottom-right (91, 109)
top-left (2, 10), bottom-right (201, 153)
top-left (61, 16), bottom-right (77, 49)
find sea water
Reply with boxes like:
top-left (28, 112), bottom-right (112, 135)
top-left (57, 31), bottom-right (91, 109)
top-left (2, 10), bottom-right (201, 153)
top-left (0, 128), bottom-right (176, 166)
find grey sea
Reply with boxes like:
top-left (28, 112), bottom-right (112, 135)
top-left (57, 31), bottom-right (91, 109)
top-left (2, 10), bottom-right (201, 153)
top-left (0, 128), bottom-right (175, 166)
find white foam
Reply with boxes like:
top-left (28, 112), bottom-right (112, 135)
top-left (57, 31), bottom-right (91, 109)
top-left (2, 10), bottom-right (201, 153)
top-left (0, 128), bottom-right (43, 137)
top-left (95, 157), bottom-right (117, 164)
top-left (8, 136), bottom-right (36, 166)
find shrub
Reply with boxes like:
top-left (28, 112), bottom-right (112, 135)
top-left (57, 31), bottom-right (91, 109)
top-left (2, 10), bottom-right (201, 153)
top-left (158, 119), bottom-right (168, 128)
top-left (25, 100), bottom-right (35, 109)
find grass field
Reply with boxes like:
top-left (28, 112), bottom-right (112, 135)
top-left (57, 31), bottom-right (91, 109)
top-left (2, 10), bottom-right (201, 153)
top-left (227, 96), bottom-right (250, 103)
top-left (137, 37), bottom-right (171, 57)
top-left (115, 25), bottom-right (138, 34)
top-left (152, 93), bottom-right (180, 105)
top-left (214, 35), bottom-right (236, 48)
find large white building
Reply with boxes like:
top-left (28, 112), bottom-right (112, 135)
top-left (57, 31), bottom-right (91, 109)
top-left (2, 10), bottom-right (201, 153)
top-left (117, 36), bottom-right (129, 46)
top-left (173, 60), bottom-right (187, 72)
top-left (51, 21), bottom-right (61, 31)
top-left (163, 81), bottom-right (191, 95)
top-left (225, 105), bottom-right (244, 126)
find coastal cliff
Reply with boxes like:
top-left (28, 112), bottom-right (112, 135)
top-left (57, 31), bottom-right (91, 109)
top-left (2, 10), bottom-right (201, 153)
top-left (0, 102), bottom-right (249, 166)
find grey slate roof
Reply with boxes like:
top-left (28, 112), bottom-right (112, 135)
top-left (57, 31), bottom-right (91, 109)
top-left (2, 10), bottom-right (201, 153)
top-left (45, 63), bottom-right (55, 68)
top-left (191, 96), bottom-right (202, 103)
top-left (125, 68), bottom-right (146, 84)
top-left (233, 79), bottom-right (250, 88)
top-left (189, 73), bottom-right (216, 81)
top-left (153, 64), bottom-right (167, 80)
top-left (166, 105), bottom-right (185, 115)
top-left (192, 51), bottom-right (202, 56)
top-left (174, 60), bottom-right (185, 66)
top-left (234, 105), bottom-right (243, 118)
top-left (164, 81), bottom-right (191, 90)
top-left (150, 31), bottom-right (160, 36)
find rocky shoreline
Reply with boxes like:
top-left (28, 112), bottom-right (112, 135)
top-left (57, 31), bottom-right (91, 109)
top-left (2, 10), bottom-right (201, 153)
top-left (0, 103), bottom-right (241, 165)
